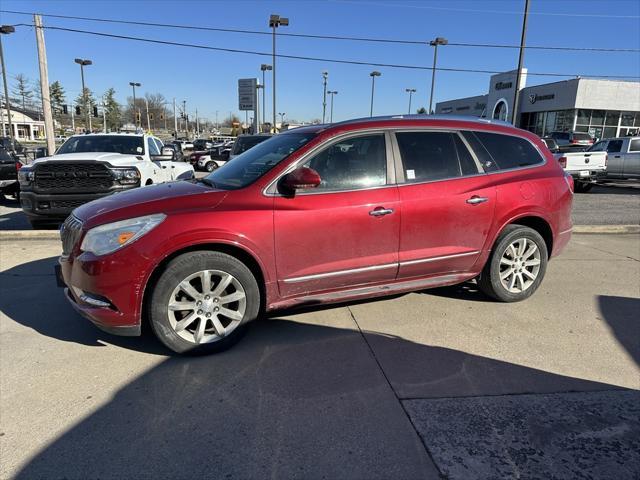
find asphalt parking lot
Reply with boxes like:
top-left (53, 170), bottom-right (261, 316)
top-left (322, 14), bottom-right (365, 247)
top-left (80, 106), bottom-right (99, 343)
top-left (1, 179), bottom-right (638, 231)
top-left (1, 234), bottom-right (638, 479)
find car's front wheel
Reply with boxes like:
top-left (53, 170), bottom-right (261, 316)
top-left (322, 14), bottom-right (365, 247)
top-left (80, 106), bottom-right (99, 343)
top-left (149, 251), bottom-right (260, 354)
top-left (205, 161), bottom-right (217, 172)
top-left (478, 225), bottom-right (548, 302)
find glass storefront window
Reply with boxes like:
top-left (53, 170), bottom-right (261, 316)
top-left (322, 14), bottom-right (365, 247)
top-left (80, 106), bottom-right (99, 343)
top-left (603, 127), bottom-right (617, 139)
top-left (575, 125), bottom-right (589, 132)
top-left (605, 111), bottom-right (620, 126)
top-left (577, 109), bottom-right (591, 125)
top-left (621, 112), bottom-right (635, 126)
top-left (591, 110), bottom-right (605, 126)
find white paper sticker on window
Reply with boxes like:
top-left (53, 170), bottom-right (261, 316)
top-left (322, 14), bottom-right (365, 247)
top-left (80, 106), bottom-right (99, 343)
top-left (406, 169), bottom-right (416, 180)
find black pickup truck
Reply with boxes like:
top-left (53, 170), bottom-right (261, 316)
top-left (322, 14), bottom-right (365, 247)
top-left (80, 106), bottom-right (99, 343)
top-left (0, 146), bottom-right (21, 200)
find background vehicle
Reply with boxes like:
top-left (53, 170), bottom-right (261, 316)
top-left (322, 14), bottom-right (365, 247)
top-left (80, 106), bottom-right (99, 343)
top-left (549, 131), bottom-right (594, 152)
top-left (19, 133), bottom-right (194, 228)
top-left (175, 139), bottom-right (194, 150)
top-left (554, 150), bottom-right (607, 192)
top-left (0, 146), bottom-right (21, 200)
top-left (58, 116), bottom-right (572, 354)
top-left (541, 137), bottom-right (560, 153)
top-left (192, 139), bottom-right (214, 151)
top-left (0, 137), bottom-right (25, 156)
top-left (228, 134), bottom-right (271, 160)
top-left (589, 136), bottom-right (640, 181)
top-left (191, 150), bottom-right (227, 172)
top-left (162, 143), bottom-right (185, 162)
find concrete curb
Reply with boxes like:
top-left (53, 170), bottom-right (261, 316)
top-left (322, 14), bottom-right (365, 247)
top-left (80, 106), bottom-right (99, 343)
top-left (1, 225), bottom-right (639, 240)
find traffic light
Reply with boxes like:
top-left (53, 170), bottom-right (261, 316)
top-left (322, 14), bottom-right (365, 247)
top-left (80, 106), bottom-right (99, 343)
top-left (93, 106), bottom-right (99, 117)
top-left (159, 114), bottom-right (164, 120)
top-left (149, 113), bottom-right (154, 121)
top-left (62, 104), bottom-right (68, 115)
top-left (136, 112), bottom-right (141, 122)
top-left (75, 106), bottom-right (81, 115)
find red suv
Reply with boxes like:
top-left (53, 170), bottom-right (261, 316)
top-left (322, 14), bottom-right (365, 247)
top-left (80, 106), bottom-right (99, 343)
top-left (58, 116), bottom-right (573, 354)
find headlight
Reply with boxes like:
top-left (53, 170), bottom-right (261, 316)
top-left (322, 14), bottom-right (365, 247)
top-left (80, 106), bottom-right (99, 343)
top-left (80, 214), bottom-right (166, 256)
top-left (18, 168), bottom-right (35, 186)
top-left (112, 167), bottom-right (141, 185)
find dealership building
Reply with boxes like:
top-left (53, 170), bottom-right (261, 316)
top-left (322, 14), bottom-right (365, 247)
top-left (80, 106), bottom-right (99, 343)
top-left (435, 69), bottom-right (640, 139)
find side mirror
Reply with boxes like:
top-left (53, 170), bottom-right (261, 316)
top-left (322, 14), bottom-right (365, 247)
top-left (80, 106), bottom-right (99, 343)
top-left (280, 166), bottom-right (321, 194)
top-left (160, 147), bottom-right (175, 160)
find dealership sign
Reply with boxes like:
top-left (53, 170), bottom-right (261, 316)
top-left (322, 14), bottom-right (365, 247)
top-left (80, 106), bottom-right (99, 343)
top-left (238, 78), bottom-right (257, 111)
top-left (528, 93), bottom-right (555, 104)
top-left (495, 81), bottom-right (513, 90)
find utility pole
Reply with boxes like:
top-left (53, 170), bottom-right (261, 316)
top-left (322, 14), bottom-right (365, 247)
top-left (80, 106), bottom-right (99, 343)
top-left (182, 100), bottom-right (187, 135)
top-left (195, 108), bottom-right (199, 136)
top-left (145, 97), bottom-right (151, 132)
top-left (321, 71), bottom-right (328, 123)
top-left (102, 96), bottom-right (107, 132)
top-left (0, 26), bottom-right (15, 145)
top-left (173, 98), bottom-right (177, 136)
top-left (369, 71), bottom-right (381, 117)
top-left (260, 64), bottom-right (271, 131)
top-left (269, 14), bottom-right (289, 133)
top-left (512, 0), bottom-right (530, 126)
top-left (70, 103), bottom-right (75, 131)
top-left (406, 88), bottom-right (416, 114)
top-left (327, 90), bottom-right (338, 123)
top-left (34, 15), bottom-right (55, 155)
top-left (255, 84), bottom-right (262, 133)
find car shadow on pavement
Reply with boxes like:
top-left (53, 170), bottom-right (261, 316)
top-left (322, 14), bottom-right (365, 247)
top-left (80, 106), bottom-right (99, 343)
top-left (13, 318), bottom-right (639, 480)
top-left (0, 256), bottom-right (167, 355)
top-left (423, 280), bottom-right (493, 303)
top-left (598, 295), bottom-right (640, 366)
top-left (590, 184), bottom-right (640, 195)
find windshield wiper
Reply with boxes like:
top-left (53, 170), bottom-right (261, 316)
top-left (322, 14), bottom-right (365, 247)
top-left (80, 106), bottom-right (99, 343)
top-left (200, 177), bottom-right (217, 188)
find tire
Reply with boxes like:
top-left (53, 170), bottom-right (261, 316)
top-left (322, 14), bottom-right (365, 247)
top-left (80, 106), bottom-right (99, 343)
top-left (205, 161), bottom-right (217, 172)
top-left (478, 225), bottom-right (548, 302)
top-left (574, 181), bottom-right (593, 193)
top-left (148, 251), bottom-right (260, 354)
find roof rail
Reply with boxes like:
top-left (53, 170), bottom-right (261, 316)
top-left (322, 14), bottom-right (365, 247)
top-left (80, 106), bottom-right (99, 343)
top-left (329, 114), bottom-right (515, 128)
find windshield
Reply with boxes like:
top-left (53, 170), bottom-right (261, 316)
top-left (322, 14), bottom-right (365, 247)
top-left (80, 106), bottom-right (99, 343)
top-left (231, 136), bottom-right (271, 155)
top-left (204, 132), bottom-right (316, 189)
top-left (57, 135), bottom-right (145, 155)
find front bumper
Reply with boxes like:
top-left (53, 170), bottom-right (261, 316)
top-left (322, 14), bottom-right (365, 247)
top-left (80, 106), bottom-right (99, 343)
top-left (58, 248), bottom-right (149, 336)
top-left (20, 191), bottom-right (116, 219)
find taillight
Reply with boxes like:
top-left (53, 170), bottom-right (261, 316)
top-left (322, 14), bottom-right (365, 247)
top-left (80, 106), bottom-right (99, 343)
top-left (564, 172), bottom-right (574, 193)
top-left (558, 156), bottom-right (567, 168)
top-left (604, 154), bottom-right (608, 167)
top-left (15, 162), bottom-right (22, 172)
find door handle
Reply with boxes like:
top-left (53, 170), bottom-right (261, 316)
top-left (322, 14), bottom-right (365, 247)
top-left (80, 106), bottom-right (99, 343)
top-left (466, 196), bottom-right (489, 205)
top-left (369, 207), bottom-right (394, 217)
top-left (614, 156), bottom-right (621, 158)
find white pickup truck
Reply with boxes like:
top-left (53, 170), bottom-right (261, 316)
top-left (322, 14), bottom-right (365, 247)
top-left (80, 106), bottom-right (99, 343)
top-left (18, 133), bottom-right (194, 228)
top-left (588, 136), bottom-right (640, 182)
top-left (553, 150), bottom-right (607, 193)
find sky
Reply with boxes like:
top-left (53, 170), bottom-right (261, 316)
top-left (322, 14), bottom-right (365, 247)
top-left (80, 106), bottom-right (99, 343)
top-left (0, 0), bottom-right (639, 125)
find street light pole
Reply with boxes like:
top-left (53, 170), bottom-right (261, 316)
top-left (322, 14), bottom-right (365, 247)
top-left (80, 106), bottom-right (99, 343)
top-left (512, 0), bottom-right (530, 126)
top-left (278, 112), bottom-right (285, 126)
top-left (269, 14), bottom-right (289, 133)
top-left (0, 25), bottom-right (15, 144)
top-left (260, 64), bottom-right (272, 131)
top-left (428, 37), bottom-right (447, 115)
top-left (75, 58), bottom-right (92, 131)
top-left (327, 90), bottom-right (338, 123)
top-left (369, 71), bottom-right (381, 117)
top-left (405, 88), bottom-right (416, 114)
top-left (129, 82), bottom-right (141, 127)
top-left (321, 71), bottom-right (328, 123)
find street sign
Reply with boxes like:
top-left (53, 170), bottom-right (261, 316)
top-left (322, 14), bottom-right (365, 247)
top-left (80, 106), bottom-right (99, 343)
top-left (238, 78), bottom-right (257, 111)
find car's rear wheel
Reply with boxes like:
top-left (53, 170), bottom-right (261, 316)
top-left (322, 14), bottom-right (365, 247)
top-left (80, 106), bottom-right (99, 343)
top-left (205, 161), bottom-right (217, 172)
top-left (574, 181), bottom-right (593, 193)
top-left (478, 225), bottom-right (548, 302)
top-left (149, 251), bottom-right (260, 354)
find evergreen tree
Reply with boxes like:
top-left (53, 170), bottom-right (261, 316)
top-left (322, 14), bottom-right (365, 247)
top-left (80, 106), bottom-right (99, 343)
top-left (103, 88), bottom-right (121, 131)
top-left (416, 107), bottom-right (427, 114)
top-left (49, 81), bottom-right (66, 115)
top-left (75, 87), bottom-right (97, 129)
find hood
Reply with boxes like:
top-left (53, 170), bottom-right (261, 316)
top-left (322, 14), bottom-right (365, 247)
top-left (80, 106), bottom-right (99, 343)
top-left (74, 180), bottom-right (228, 228)
top-left (32, 152), bottom-right (141, 166)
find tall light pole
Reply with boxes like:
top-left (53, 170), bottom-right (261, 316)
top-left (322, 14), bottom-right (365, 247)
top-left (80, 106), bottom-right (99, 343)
top-left (183, 100), bottom-right (187, 134)
top-left (428, 37), bottom-right (447, 115)
top-left (260, 64), bottom-right (271, 131)
top-left (405, 88), bottom-right (416, 114)
top-left (512, 0), bottom-right (530, 126)
top-left (0, 25), bottom-right (15, 145)
top-left (327, 90), bottom-right (338, 123)
top-left (321, 71), bottom-right (328, 124)
top-left (278, 112), bottom-right (285, 126)
top-left (75, 58), bottom-right (92, 131)
top-left (369, 71), bottom-right (381, 117)
top-left (269, 14), bottom-right (289, 133)
top-left (129, 82), bottom-right (141, 127)
top-left (256, 83), bottom-right (263, 133)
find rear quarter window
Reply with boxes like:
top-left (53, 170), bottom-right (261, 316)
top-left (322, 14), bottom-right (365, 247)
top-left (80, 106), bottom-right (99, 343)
top-left (472, 131), bottom-right (544, 170)
top-left (629, 139), bottom-right (640, 152)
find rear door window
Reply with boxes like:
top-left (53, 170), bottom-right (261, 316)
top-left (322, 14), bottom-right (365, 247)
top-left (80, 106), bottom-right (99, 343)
top-left (630, 139), bottom-right (640, 152)
top-left (395, 132), bottom-right (479, 183)
top-left (472, 131), bottom-right (544, 170)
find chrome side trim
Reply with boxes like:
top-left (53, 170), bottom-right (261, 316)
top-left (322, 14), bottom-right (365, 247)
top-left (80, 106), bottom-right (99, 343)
top-left (283, 262), bottom-right (397, 284)
top-left (400, 250), bottom-right (479, 267)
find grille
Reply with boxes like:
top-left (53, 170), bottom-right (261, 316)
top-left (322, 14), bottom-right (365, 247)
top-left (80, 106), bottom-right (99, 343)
top-left (51, 199), bottom-right (90, 210)
top-left (60, 215), bottom-right (83, 257)
top-left (35, 162), bottom-right (113, 192)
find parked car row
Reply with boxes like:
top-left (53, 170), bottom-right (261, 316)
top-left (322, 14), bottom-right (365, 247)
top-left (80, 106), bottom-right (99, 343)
top-left (0, 146), bottom-right (22, 200)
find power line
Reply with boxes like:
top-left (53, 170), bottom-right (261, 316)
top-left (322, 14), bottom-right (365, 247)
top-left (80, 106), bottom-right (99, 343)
top-left (19, 24), bottom-right (638, 80)
top-left (1, 9), bottom-right (639, 53)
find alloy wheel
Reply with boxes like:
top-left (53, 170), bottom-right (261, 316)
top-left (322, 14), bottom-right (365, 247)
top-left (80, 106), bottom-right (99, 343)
top-left (498, 238), bottom-right (542, 294)
top-left (167, 269), bottom-right (246, 344)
